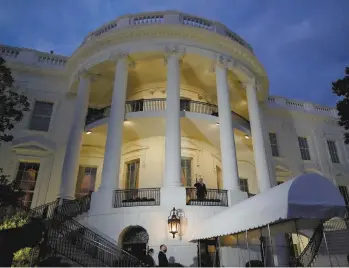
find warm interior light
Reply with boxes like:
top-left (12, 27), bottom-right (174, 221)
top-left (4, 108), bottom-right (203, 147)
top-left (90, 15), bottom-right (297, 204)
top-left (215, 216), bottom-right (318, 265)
top-left (168, 207), bottom-right (180, 239)
top-left (86, 131), bottom-right (92, 135)
top-left (244, 135), bottom-right (250, 139)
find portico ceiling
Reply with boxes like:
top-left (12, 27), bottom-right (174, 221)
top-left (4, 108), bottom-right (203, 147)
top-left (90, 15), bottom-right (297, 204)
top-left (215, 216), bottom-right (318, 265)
top-left (85, 52), bottom-right (249, 119)
top-left (82, 116), bottom-right (252, 152)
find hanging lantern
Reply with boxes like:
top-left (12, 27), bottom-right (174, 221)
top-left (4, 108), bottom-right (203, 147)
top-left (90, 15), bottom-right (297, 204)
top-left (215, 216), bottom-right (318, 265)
top-left (168, 207), bottom-right (180, 238)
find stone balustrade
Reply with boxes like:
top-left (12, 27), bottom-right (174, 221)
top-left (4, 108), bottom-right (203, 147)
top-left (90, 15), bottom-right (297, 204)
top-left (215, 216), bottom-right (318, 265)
top-left (0, 44), bottom-right (68, 69)
top-left (268, 96), bottom-right (339, 118)
top-left (83, 11), bottom-right (253, 52)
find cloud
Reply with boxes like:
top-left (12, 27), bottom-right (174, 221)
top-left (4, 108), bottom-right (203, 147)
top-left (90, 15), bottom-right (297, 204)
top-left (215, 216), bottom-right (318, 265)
top-left (0, 0), bottom-right (348, 106)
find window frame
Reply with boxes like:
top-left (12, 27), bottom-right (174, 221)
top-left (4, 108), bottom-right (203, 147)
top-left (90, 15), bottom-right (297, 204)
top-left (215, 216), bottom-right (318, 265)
top-left (268, 133), bottom-right (280, 157)
top-left (239, 178), bottom-right (249, 193)
top-left (327, 140), bottom-right (340, 164)
top-left (15, 161), bottom-right (41, 208)
top-left (181, 157), bottom-right (193, 187)
top-left (75, 165), bottom-right (98, 198)
top-left (124, 158), bottom-right (141, 189)
top-left (297, 137), bottom-right (311, 161)
top-left (28, 100), bottom-right (54, 132)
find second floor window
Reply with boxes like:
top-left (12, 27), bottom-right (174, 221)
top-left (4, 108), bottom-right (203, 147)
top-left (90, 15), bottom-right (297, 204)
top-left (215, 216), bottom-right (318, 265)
top-left (75, 166), bottom-right (97, 198)
top-left (269, 133), bottom-right (279, 157)
top-left (338, 186), bottom-right (349, 206)
top-left (327, 140), bottom-right (340, 163)
top-left (181, 157), bottom-right (192, 187)
top-left (298, 137), bottom-right (311, 160)
top-left (239, 178), bottom-right (249, 193)
top-left (29, 101), bottom-right (54, 132)
top-left (125, 159), bottom-right (140, 189)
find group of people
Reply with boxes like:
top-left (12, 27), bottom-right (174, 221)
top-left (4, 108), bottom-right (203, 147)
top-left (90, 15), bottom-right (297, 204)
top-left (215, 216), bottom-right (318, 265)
top-left (142, 244), bottom-right (169, 267)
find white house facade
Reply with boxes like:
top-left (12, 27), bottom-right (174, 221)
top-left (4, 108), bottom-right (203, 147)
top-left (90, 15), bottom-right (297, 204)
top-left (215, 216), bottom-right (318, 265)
top-left (0, 11), bottom-right (348, 267)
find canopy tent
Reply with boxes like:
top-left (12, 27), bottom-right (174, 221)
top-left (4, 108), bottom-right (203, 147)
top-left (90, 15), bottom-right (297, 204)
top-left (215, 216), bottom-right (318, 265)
top-left (191, 173), bottom-right (346, 241)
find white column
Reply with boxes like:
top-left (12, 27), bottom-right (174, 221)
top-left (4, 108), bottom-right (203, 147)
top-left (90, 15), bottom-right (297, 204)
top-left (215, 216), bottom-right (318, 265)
top-left (216, 59), bottom-right (240, 191)
top-left (99, 54), bottom-right (128, 190)
top-left (60, 71), bottom-right (91, 199)
top-left (163, 52), bottom-right (182, 187)
top-left (246, 80), bottom-right (271, 192)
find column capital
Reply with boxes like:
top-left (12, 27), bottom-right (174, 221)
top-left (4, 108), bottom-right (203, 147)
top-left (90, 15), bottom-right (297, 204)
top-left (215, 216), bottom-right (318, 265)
top-left (243, 77), bottom-right (262, 92)
top-left (164, 46), bottom-right (185, 65)
top-left (108, 51), bottom-right (129, 62)
top-left (75, 67), bottom-right (98, 82)
top-left (216, 54), bottom-right (234, 69)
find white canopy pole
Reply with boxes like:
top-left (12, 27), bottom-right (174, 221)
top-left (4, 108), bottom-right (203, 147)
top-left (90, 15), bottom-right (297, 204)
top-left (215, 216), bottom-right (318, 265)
top-left (267, 224), bottom-right (275, 267)
top-left (245, 230), bottom-right (251, 267)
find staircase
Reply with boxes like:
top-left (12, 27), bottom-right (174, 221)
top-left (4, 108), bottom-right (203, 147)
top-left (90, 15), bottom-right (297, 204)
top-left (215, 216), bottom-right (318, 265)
top-left (5, 194), bottom-right (141, 267)
top-left (312, 218), bottom-right (349, 267)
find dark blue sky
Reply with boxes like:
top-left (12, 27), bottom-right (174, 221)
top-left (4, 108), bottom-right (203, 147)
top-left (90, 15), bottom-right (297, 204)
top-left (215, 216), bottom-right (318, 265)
top-left (1, 0), bottom-right (348, 106)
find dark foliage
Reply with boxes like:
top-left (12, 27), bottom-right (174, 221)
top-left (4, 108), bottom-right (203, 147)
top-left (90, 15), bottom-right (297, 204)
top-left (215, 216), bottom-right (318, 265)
top-left (0, 168), bottom-right (25, 208)
top-left (332, 66), bottom-right (349, 144)
top-left (0, 56), bottom-right (30, 143)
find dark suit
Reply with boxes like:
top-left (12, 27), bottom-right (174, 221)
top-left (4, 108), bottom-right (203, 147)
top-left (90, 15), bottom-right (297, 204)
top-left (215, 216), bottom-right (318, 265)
top-left (158, 251), bottom-right (168, 267)
top-left (194, 182), bottom-right (207, 200)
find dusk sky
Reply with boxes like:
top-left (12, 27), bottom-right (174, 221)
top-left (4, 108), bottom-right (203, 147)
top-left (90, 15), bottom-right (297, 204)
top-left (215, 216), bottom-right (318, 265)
top-left (1, 0), bottom-right (348, 106)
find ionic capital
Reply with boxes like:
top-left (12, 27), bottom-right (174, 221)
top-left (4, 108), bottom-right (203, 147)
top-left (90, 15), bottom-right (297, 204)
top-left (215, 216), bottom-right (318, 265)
top-left (164, 46), bottom-right (185, 65)
top-left (108, 51), bottom-right (129, 63)
top-left (216, 54), bottom-right (234, 69)
top-left (243, 77), bottom-right (262, 92)
top-left (75, 67), bottom-right (98, 82)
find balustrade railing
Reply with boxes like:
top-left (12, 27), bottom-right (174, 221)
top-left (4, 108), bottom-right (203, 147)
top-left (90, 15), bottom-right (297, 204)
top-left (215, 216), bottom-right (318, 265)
top-left (86, 98), bottom-right (250, 129)
top-left (186, 188), bottom-right (228, 207)
top-left (113, 188), bottom-right (161, 208)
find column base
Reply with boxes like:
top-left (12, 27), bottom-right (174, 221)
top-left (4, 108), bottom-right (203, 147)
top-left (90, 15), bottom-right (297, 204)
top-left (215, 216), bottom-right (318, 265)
top-left (89, 188), bottom-right (115, 215)
top-left (228, 189), bottom-right (248, 206)
top-left (160, 187), bottom-right (186, 208)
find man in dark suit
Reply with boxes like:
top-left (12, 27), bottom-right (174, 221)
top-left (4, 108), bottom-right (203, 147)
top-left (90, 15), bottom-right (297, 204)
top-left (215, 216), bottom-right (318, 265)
top-left (194, 177), bottom-right (207, 200)
top-left (158, 244), bottom-right (169, 267)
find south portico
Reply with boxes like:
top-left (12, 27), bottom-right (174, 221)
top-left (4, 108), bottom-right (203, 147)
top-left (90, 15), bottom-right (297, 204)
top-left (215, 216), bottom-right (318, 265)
top-left (58, 43), bottom-right (273, 212)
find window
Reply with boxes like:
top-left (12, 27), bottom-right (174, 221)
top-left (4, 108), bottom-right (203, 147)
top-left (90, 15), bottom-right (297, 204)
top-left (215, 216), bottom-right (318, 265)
top-left (29, 101), bottom-right (54, 131)
top-left (239, 178), bottom-right (249, 193)
top-left (125, 159), bottom-right (140, 189)
top-left (15, 162), bottom-right (40, 207)
top-left (298, 137), bottom-right (311, 160)
top-left (268, 133), bottom-right (279, 157)
top-left (75, 166), bottom-right (97, 198)
top-left (338, 186), bottom-right (349, 206)
top-left (181, 157), bottom-right (192, 187)
top-left (327, 140), bottom-right (340, 163)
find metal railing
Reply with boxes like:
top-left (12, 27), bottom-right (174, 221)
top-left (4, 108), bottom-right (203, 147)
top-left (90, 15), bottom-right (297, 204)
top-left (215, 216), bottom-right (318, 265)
top-left (113, 188), bottom-right (161, 208)
top-left (290, 223), bottom-right (324, 267)
top-left (186, 188), bottom-right (228, 207)
top-left (86, 98), bottom-right (250, 129)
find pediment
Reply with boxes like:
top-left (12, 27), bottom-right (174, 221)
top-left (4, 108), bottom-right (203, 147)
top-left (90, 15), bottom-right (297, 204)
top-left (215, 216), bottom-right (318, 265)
top-left (12, 136), bottom-right (56, 156)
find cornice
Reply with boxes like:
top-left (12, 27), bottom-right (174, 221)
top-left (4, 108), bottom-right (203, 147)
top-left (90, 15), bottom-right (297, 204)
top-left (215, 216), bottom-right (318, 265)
top-left (5, 61), bottom-right (67, 77)
top-left (67, 25), bottom-right (267, 84)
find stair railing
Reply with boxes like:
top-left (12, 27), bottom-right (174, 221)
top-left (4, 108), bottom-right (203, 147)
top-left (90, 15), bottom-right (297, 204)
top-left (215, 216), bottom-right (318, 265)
top-left (290, 223), bottom-right (324, 267)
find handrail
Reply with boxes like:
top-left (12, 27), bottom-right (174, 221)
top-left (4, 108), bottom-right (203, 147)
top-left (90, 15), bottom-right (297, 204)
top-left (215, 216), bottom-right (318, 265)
top-left (3, 194), bottom-right (141, 266)
top-left (86, 98), bottom-right (250, 128)
top-left (290, 223), bottom-right (324, 267)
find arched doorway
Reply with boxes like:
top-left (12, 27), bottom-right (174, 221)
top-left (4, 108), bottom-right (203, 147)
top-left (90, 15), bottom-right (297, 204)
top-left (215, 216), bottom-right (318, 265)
top-left (120, 225), bottom-right (149, 260)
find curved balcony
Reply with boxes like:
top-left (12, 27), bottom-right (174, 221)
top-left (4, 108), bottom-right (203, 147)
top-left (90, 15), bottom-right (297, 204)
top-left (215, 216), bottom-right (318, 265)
top-left (86, 98), bottom-right (250, 131)
top-left (83, 11), bottom-right (253, 53)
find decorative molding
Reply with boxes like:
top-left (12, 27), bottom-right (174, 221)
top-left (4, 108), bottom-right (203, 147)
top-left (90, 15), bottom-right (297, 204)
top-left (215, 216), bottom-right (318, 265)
top-left (108, 51), bottom-right (129, 63)
top-left (216, 54), bottom-right (234, 69)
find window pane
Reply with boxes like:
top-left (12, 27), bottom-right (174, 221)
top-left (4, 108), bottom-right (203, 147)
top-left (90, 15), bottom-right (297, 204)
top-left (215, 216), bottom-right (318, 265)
top-left (269, 133), bottom-right (279, 157)
top-left (15, 162), bottom-right (40, 207)
top-left (75, 166), bottom-right (97, 198)
top-left (181, 158), bottom-right (192, 186)
top-left (125, 160), bottom-right (140, 189)
top-left (29, 101), bottom-right (53, 132)
top-left (239, 178), bottom-right (249, 192)
top-left (327, 140), bottom-right (340, 163)
top-left (298, 137), bottom-right (311, 160)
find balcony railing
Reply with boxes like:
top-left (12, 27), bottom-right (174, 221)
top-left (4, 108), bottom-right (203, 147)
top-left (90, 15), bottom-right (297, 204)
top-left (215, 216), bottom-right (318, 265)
top-left (113, 188), bottom-right (161, 208)
top-left (186, 188), bottom-right (228, 206)
top-left (86, 98), bottom-right (250, 129)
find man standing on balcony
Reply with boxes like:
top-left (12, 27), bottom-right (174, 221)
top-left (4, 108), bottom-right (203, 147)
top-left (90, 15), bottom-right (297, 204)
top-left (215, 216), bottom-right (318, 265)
top-left (194, 177), bottom-right (207, 201)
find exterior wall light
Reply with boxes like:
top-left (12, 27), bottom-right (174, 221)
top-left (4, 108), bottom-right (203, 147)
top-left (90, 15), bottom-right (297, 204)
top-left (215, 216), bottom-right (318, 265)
top-left (216, 122), bottom-right (219, 126)
top-left (86, 131), bottom-right (92, 135)
top-left (244, 135), bottom-right (250, 139)
top-left (168, 207), bottom-right (180, 238)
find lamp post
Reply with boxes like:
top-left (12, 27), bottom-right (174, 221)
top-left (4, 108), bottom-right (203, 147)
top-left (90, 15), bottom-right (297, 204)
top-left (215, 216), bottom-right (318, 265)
top-left (168, 207), bottom-right (180, 238)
